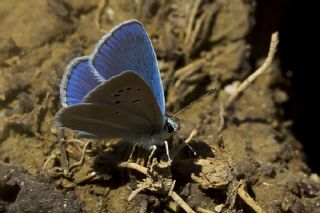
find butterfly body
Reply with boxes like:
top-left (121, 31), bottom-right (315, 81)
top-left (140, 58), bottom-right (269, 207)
top-left (56, 20), bottom-right (177, 150)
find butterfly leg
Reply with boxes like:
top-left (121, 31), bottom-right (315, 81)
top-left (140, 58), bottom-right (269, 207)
top-left (128, 144), bottom-right (138, 161)
top-left (147, 145), bottom-right (157, 166)
top-left (164, 141), bottom-right (171, 162)
top-left (147, 142), bottom-right (171, 165)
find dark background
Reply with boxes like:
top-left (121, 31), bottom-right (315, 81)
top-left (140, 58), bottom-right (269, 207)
top-left (279, 1), bottom-right (319, 173)
top-left (251, 0), bottom-right (319, 173)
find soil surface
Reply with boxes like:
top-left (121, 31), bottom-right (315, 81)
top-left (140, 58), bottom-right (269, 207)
top-left (1, 0), bottom-right (319, 212)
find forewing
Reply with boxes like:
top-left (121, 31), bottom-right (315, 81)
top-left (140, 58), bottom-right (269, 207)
top-left (84, 71), bottom-right (164, 132)
top-left (90, 20), bottom-right (165, 115)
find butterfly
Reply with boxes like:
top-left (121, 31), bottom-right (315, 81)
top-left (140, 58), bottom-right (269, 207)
top-left (55, 20), bottom-right (179, 156)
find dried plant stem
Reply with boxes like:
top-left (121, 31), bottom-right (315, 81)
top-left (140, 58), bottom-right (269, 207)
top-left (95, 0), bottom-right (107, 33)
top-left (185, 0), bottom-right (202, 48)
top-left (119, 162), bottom-right (196, 212)
top-left (69, 141), bottom-right (92, 171)
top-left (170, 191), bottom-right (196, 213)
top-left (237, 183), bottom-right (266, 213)
top-left (197, 207), bottom-right (215, 213)
top-left (225, 32), bottom-right (279, 109)
top-left (118, 162), bottom-right (148, 175)
top-left (218, 103), bottom-right (225, 131)
top-left (75, 171), bottom-right (97, 184)
top-left (186, 12), bottom-right (206, 57)
top-left (174, 58), bottom-right (205, 88)
top-left (128, 184), bottom-right (149, 201)
top-left (58, 131), bottom-right (69, 169)
top-left (42, 151), bottom-right (59, 172)
top-left (185, 129), bottom-right (198, 144)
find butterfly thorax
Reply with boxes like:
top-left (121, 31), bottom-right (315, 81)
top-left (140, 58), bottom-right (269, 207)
top-left (134, 117), bottom-right (178, 149)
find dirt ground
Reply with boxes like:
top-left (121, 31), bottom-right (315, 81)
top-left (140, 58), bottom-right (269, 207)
top-left (1, 0), bottom-right (319, 212)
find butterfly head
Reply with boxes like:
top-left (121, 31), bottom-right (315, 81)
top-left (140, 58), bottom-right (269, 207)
top-left (165, 117), bottom-right (180, 134)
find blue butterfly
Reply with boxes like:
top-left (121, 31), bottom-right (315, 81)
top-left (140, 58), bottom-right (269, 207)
top-left (56, 20), bottom-right (178, 155)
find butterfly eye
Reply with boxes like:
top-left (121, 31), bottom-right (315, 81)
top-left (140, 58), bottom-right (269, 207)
top-left (167, 123), bottom-right (174, 133)
top-left (166, 118), bottom-right (179, 133)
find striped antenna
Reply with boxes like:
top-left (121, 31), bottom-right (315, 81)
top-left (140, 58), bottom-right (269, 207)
top-left (171, 88), bottom-right (216, 118)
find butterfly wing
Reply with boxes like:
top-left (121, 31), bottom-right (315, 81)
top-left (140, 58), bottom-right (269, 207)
top-left (60, 56), bottom-right (103, 107)
top-left (90, 20), bottom-right (165, 117)
top-left (55, 103), bottom-right (151, 139)
top-left (57, 20), bottom-right (166, 140)
top-left (56, 71), bottom-right (163, 138)
top-left (84, 71), bottom-right (164, 131)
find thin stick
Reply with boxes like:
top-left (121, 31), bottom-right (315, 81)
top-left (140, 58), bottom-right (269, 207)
top-left (174, 58), bottom-right (206, 90)
top-left (75, 171), bottom-right (97, 184)
top-left (186, 12), bottom-right (206, 58)
top-left (237, 183), bottom-right (266, 213)
top-left (95, 0), bottom-right (107, 33)
top-left (42, 151), bottom-right (59, 172)
top-left (197, 207), bottom-right (215, 213)
top-left (185, 0), bottom-right (202, 48)
top-left (168, 180), bottom-right (176, 196)
top-left (58, 130), bottom-right (69, 170)
top-left (128, 184), bottom-right (149, 201)
top-left (185, 129), bottom-right (198, 144)
top-left (218, 103), bottom-right (225, 131)
top-left (170, 191), bottom-right (196, 213)
top-left (69, 141), bottom-right (92, 171)
top-left (118, 162), bottom-right (148, 175)
top-left (225, 32), bottom-right (279, 109)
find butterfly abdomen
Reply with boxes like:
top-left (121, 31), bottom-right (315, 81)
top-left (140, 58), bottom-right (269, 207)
top-left (133, 129), bottom-right (170, 149)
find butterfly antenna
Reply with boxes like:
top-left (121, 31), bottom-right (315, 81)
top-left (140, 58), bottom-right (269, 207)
top-left (171, 88), bottom-right (216, 118)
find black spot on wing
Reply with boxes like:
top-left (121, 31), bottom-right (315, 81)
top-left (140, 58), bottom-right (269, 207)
top-left (132, 99), bottom-right (142, 103)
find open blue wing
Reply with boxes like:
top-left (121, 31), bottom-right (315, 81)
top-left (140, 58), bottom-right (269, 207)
top-left (60, 56), bottom-right (103, 107)
top-left (90, 20), bottom-right (165, 115)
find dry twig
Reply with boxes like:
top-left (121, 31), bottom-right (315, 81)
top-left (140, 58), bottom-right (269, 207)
top-left (170, 191), bottom-right (196, 213)
top-left (185, 0), bottom-right (202, 51)
top-left (118, 162), bottom-right (148, 175)
top-left (237, 181), bottom-right (266, 213)
top-left (197, 207), bottom-right (215, 213)
top-left (128, 184), bottom-right (149, 201)
top-left (119, 161), bottom-right (196, 212)
top-left (95, 0), bottom-right (107, 33)
top-left (69, 140), bottom-right (92, 171)
top-left (225, 32), bottom-right (279, 109)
